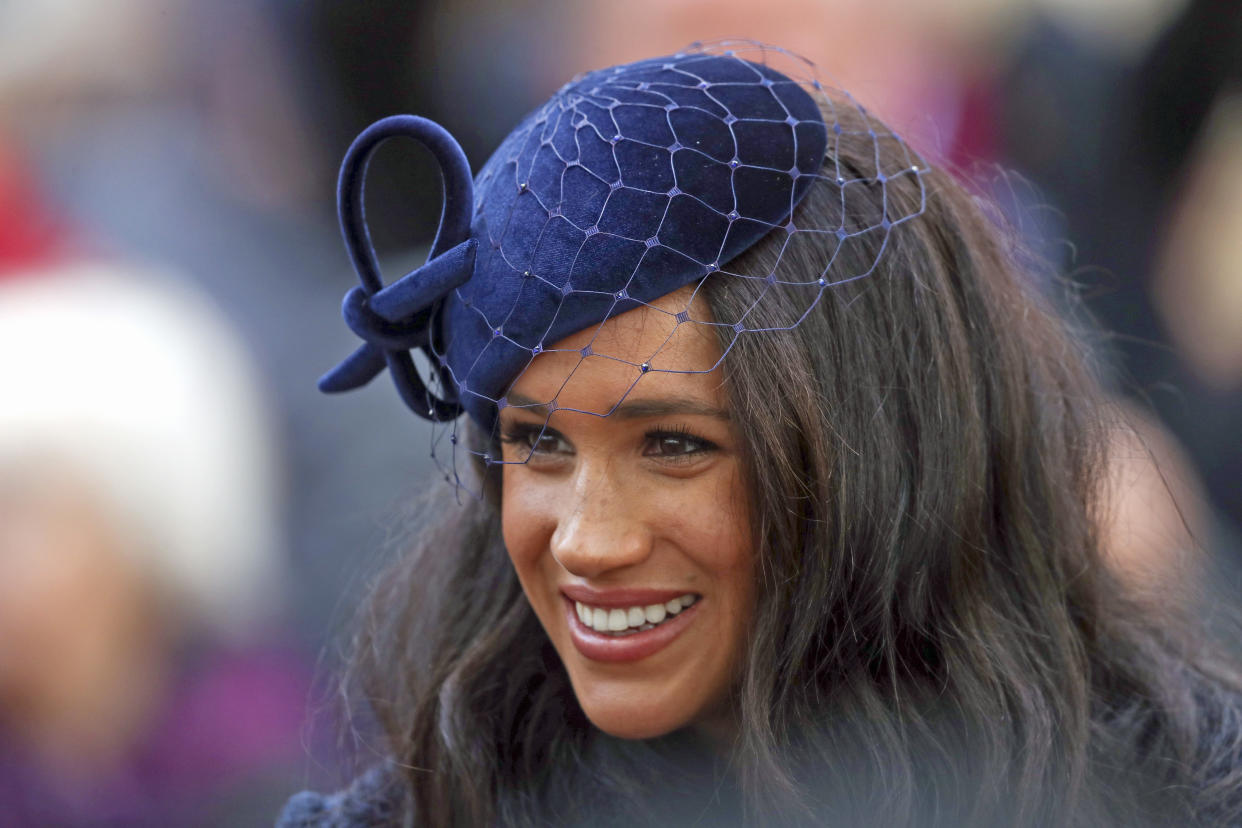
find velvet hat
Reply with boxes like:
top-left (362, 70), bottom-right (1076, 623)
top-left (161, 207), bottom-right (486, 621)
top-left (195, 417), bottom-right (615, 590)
top-left (321, 44), bottom-right (832, 428)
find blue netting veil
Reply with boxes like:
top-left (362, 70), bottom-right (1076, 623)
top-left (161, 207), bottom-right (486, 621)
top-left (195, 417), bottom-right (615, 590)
top-left (320, 40), bottom-right (929, 495)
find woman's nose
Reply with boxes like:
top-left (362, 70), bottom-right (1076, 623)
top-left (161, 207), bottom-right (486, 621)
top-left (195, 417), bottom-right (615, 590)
top-left (549, 462), bottom-right (652, 578)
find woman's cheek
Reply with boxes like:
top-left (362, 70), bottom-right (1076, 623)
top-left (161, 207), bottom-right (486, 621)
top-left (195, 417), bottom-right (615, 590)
top-left (501, 471), bottom-right (537, 567)
top-left (501, 468), bottom-right (563, 589)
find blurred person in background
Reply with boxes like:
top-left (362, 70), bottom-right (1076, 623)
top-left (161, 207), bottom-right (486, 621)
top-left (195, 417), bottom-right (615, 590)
top-left (0, 261), bottom-right (311, 826)
top-left (0, 0), bottom-right (447, 671)
top-left (0, 4), bottom-right (367, 820)
top-left (995, 0), bottom-right (1242, 603)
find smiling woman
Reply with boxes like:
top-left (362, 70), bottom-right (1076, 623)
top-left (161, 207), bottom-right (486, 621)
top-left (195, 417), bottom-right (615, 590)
top-left (499, 287), bottom-right (753, 742)
top-left (281, 42), bottom-right (1242, 828)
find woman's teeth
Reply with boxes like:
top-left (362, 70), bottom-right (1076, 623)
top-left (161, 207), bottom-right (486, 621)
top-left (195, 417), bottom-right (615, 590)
top-left (575, 595), bottom-right (698, 635)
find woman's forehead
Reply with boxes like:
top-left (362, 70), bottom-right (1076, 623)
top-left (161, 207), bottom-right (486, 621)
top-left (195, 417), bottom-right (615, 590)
top-left (505, 286), bottom-right (727, 417)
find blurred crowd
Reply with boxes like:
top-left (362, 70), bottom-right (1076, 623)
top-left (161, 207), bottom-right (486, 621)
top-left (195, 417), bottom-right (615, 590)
top-left (0, 0), bottom-right (1238, 824)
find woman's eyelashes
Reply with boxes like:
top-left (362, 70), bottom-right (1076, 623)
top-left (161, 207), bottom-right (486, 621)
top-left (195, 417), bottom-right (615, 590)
top-left (642, 425), bottom-right (718, 461)
top-left (499, 423), bottom-right (572, 459)
top-left (497, 421), bottom-right (718, 465)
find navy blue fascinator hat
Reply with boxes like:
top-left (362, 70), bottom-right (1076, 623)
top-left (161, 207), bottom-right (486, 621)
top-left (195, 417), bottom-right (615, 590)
top-left (321, 41), bottom-right (927, 478)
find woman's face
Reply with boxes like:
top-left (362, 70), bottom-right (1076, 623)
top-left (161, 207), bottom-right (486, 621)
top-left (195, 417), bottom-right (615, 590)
top-left (500, 287), bottom-right (754, 740)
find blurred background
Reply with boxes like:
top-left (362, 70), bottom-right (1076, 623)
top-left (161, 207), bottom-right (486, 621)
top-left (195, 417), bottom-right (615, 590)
top-left (0, 0), bottom-right (1238, 824)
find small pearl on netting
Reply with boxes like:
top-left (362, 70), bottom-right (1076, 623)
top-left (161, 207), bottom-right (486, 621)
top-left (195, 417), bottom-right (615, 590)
top-left (727, 210), bottom-right (739, 221)
top-left (450, 434), bottom-right (458, 444)
top-left (729, 158), bottom-right (740, 169)
top-left (532, 343), bottom-right (543, 354)
top-left (817, 277), bottom-right (828, 287)
top-left (836, 176), bottom-right (845, 185)
top-left (639, 362), bottom-right (651, 372)
top-left (492, 328), bottom-right (502, 338)
top-left (911, 164), bottom-right (920, 172)
top-left (522, 269), bottom-right (532, 278)
top-left (518, 182), bottom-right (527, 192)
top-left (615, 289), bottom-right (627, 300)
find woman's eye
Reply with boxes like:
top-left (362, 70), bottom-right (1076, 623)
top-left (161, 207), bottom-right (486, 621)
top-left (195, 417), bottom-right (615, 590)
top-left (644, 430), bottom-right (716, 460)
top-left (500, 425), bottom-right (572, 458)
top-left (530, 432), bottom-right (570, 455)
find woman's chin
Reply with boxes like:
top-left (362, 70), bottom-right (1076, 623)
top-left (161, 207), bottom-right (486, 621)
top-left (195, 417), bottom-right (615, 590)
top-left (562, 662), bottom-right (699, 740)
top-left (582, 708), bottom-right (678, 741)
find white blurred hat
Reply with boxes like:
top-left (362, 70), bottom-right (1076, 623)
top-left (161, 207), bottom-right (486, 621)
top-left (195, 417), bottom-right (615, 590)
top-left (0, 261), bottom-right (283, 641)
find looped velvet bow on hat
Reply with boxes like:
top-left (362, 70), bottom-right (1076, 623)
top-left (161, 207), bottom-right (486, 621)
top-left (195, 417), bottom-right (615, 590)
top-left (320, 50), bottom-right (829, 428)
top-left (318, 115), bottom-right (475, 421)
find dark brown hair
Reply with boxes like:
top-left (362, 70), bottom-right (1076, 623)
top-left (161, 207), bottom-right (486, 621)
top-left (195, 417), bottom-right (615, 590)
top-left (342, 98), bottom-right (1242, 826)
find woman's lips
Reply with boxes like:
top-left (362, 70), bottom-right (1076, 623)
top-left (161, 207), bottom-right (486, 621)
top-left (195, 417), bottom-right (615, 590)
top-left (563, 595), bottom-right (701, 663)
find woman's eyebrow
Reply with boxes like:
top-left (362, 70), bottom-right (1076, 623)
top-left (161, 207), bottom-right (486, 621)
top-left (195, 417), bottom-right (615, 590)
top-left (504, 391), bottom-right (730, 421)
top-left (610, 398), bottom-right (731, 421)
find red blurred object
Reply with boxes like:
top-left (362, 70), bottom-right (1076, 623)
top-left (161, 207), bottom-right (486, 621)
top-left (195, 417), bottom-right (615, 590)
top-left (0, 143), bottom-right (71, 277)
top-left (948, 73), bottom-right (1000, 175)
